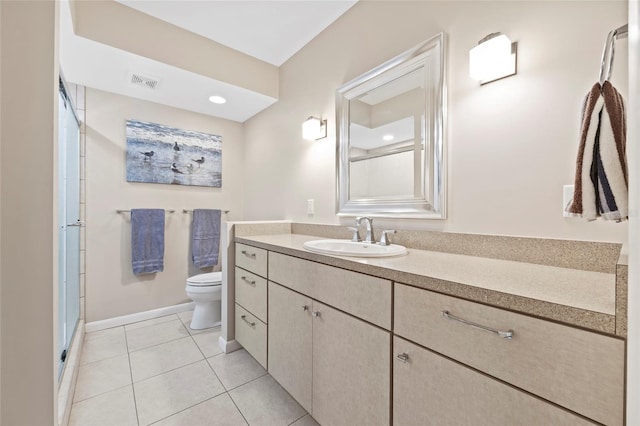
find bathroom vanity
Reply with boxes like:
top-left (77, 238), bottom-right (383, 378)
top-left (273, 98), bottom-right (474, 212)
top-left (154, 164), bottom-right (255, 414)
top-left (232, 226), bottom-right (626, 426)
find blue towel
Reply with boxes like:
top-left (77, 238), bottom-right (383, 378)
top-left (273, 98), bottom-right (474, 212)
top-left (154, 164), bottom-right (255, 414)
top-left (192, 209), bottom-right (221, 269)
top-left (131, 209), bottom-right (165, 275)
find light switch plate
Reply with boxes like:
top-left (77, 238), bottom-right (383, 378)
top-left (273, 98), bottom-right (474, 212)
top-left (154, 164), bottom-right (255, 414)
top-left (307, 199), bottom-right (315, 215)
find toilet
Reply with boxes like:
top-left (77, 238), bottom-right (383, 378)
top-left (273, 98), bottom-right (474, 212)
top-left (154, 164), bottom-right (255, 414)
top-left (185, 271), bottom-right (222, 330)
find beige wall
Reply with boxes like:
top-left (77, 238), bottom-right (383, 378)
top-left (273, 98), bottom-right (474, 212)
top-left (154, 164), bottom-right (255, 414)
top-left (85, 89), bottom-right (244, 322)
top-left (243, 1), bottom-right (628, 243)
top-left (0, 1), bottom-right (58, 424)
top-left (72, 0), bottom-right (278, 99)
top-left (626, 1), bottom-right (639, 422)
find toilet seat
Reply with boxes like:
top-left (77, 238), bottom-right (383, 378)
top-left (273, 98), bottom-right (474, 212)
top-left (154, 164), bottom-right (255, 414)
top-left (187, 272), bottom-right (222, 287)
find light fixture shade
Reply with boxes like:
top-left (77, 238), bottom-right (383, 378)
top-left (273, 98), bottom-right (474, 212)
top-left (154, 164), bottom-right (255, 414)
top-left (469, 33), bottom-right (517, 84)
top-left (302, 116), bottom-right (327, 140)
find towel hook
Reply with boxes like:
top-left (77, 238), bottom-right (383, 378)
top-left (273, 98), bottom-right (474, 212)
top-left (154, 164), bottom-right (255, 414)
top-left (599, 24), bottom-right (628, 85)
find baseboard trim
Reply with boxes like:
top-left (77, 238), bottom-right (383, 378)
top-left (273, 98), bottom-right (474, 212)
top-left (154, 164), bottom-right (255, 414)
top-left (218, 336), bottom-right (242, 354)
top-left (85, 302), bottom-right (195, 332)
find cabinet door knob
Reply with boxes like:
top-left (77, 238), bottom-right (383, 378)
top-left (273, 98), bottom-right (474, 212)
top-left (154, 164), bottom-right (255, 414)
top-left (302, 305), bottom-right (310, 311)
top-left (396, 353), bottom-right (409, 363)
top-left (312, 311), bottom-right (321, 318)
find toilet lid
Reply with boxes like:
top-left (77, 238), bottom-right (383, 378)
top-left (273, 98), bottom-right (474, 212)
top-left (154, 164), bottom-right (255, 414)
top-left (187, 272), bottom-right (222, 286)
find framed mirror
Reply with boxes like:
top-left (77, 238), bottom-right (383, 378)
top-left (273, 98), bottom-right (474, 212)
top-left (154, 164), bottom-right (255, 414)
top-left (336, 33), bottom-right (446, 219)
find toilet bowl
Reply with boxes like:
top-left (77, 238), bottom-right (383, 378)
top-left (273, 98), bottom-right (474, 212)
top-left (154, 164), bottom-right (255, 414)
top-left (185, 271), bottom-right (222, 330)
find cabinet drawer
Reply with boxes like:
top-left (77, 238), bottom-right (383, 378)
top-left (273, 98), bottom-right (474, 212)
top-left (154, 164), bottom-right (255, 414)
top-left (393, 337), bottom-right (594, 426)
top-left (235, 267), bottom-right (267, 323)
top-left (235, 243), bottom-right (268, 277)
top-left (394, 283), bottom-right (624, 425)
top-left (235, 304), bottom-right (267, 368)
top-left (269, 252), bottom-right (391, 329)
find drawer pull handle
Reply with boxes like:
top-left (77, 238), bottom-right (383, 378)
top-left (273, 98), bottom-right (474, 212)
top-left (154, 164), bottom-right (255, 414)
top-left (302, 305), bottom-right (310, 311)
top-left (441, 310), bottom-right (514, 340)
top-left (240, 315), bottom-right (256, 327)
top-left (312, 311), bottom-right (321, 318)
top-left (241, 276), bottom-right (256, 286)
top-left (241, 250), bottom-right (256, 259)
top-left (396, 353), bottom-right (409, 363)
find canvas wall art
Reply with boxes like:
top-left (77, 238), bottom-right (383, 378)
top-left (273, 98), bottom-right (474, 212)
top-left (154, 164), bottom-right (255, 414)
top-left (126, 119), bottom-right (222, 187)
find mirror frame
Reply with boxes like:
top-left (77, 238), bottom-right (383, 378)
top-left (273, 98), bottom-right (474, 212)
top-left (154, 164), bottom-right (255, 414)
top-left (336, 33), bottom-right (446, 219)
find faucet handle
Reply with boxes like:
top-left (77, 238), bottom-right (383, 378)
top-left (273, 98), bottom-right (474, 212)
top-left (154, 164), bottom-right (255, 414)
top-left (378, 230), bottom-right (396, 246)
top-left (347, 227), bottom-right (362, 242)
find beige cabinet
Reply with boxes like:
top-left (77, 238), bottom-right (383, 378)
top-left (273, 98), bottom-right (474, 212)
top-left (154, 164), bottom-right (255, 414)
top-left (235, 303), bottom-right (267, 368)
top-left (312, 301), bottom-right (390, 426)
top-left (237, 241), bottom-right (624, 426)
top-left (235, 267), bottom-right (267, 322)
top-left (268, 282), bottom-right (391, 426)
top-left (268, 282), bottom-right (313, 412)
top-left (234, 243), bottom-right (268, 368)
top-left (394, 283), bottom-right (624, 425)
top-left (393, 336), bottom-right (594, 426)
top-left (269, 252), bottom-right (392, 329)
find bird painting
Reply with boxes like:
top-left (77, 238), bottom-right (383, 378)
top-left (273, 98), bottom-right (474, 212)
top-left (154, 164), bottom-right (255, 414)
top-left (126, 119), bottom-right (221, 188)
top-left (140, 150), bottom-right (154, 160)
top-left (171, 163), bottom-right (183, 174)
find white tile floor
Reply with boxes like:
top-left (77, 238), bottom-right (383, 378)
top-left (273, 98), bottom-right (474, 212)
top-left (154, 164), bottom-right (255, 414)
top-left (69, 311), bottom-right (318, 426)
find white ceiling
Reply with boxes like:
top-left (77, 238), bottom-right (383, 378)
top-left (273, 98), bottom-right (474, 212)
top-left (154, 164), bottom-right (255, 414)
top-left (116, 0), bottom-right (357, 67)
top-left (60, 0), bottom-right (357, 122)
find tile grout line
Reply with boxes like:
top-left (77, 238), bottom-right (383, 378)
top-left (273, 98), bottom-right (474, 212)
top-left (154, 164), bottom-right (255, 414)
top-left (124, 326), bottom-right (142, 426)
top-left (224, 370), bottom-right (269, 393)
top-left (128, 333), bottom-right (194, 356)
top-left (127, 329), bottom-right (193, 354)
top-left (70, 384), bottom-right (135, 409)
top-left (145, 328), bottom-right (237, 425)
top-left (146, 393), bottom-right (226, 425)
top-left (78, 350), bottom-right (126, 368)
top-left (227, 392), bottom-right (251, 426)
top-left (123, 314), bottom-right (181, 332)
top-left (202, 348), bottom-right (265, 425)
top-left (133, 357), bottom-right (206, 386)
top-left (288, 413), bottom-right (308, 426)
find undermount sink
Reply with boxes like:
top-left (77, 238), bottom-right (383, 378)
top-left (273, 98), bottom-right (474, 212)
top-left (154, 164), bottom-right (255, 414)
top-left (302, 239), bottom-right (407, 258)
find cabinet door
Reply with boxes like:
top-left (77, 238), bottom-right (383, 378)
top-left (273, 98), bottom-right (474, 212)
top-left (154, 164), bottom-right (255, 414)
top-left (268, 282), bottom-right (313, 412)
top-left (393, 336), bottom-right (595, 426)
top-left (312, 301), bottom-right (390, 426)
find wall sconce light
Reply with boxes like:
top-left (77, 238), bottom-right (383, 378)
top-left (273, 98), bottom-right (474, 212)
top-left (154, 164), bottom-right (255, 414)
top-left (469, 33), bottom-right (517, 84)
top-left (302, 116), bottom-right (327, 141)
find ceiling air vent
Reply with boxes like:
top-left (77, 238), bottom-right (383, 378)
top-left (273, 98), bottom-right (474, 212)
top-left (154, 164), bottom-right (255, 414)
top-left (129, 73), bottom-right (160, 90)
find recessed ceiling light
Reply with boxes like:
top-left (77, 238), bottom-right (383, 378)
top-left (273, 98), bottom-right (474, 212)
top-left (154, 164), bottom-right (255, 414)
top-left (208, 95), bottom-right (226, 104)
top-left (383, 134), bottom-right (394, 141)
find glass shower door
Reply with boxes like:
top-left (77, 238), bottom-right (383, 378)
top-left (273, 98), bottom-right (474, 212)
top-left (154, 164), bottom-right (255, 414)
top-left (58, 83), bottom-right (81, 377)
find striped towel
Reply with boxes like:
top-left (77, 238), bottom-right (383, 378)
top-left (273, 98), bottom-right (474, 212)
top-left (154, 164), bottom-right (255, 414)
top-left (566, 81), bottom-right (627, 221)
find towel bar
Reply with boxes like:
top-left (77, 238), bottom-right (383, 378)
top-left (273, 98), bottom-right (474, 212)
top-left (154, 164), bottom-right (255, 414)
top-left (183, 209), bottom-right (230, 214)
top-left (116, 209), bottom-right (175, 214)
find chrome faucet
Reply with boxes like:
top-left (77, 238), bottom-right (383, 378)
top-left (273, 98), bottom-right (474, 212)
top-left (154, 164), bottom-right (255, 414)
top-left (355, 216), bottom-right (375, 244)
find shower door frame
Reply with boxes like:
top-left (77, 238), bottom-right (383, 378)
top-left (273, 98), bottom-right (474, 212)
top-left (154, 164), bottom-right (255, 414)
top-left (57, 76), bottom-right (81, 378)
